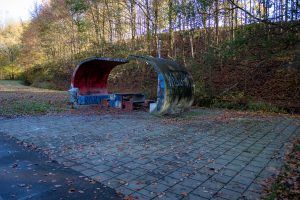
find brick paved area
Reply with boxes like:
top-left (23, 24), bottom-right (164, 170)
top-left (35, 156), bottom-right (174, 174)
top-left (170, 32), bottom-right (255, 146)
top-left (0, 109), bottom-right (299, 200)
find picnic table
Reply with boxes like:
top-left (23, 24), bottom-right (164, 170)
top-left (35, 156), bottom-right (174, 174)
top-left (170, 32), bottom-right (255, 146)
top-left (108, 93), bottom-right (147, 110)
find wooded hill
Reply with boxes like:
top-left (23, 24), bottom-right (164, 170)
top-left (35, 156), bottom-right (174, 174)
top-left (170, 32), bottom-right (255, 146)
top-left (0, 0), bottom-right (299, 112)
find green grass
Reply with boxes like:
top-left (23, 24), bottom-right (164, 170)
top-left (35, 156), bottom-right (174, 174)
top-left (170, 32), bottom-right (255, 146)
top-left (0, 101), bottom-right (65, 117)
top-left (247, 102), bottom-right (284, 113)
top-left (295, 144), bottom-right (300, 152)
top-left (211, 99), bottom-right (286, 114)
top-left (0, 80), bottom-right (25, 86)
top-left (0, 80), bottom-right (68, 117)
top-left (264, 183), bottom-right (281, 200)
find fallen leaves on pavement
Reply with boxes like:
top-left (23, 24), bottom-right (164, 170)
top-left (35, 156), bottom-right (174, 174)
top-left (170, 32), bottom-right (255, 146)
top-left (263, 139), bottom-right (300, 199)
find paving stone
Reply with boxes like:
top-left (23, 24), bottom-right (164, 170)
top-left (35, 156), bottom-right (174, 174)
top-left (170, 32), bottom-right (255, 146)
top-left (130, 192), bottom-right (150, 200)
top-left (238, 170), bottom-right (259, 179)
top-left (141, 163), bottom-right (158, 171)
top-left (167, 183), bottom-right (194, 195)
top-left (182, 193), bottom-right (209, 200)
top-left (224, 181), bottom-right (247, 193)
top-left (242, 190), bottom-right (261, 200)
top-left (218, 168), bottom-right (238, 177)
top-left (168, 170), bottom-right (190, 180)
top-left (118, 157), bottom-right (135, 163)
top-left (104, 178), bottom-right (126, 188)
top-left (215, 188), bottom-right (242, 200)
top-left (198, 167), bottom-right (218, 176)
top-left (144, 183), bottom-right (169, 193)
top-left (81, 169), bottom-right (98, 176)
top-left (62, 161), bottom-right (75, 167)
top-left (225, 163), bottom-right (244, 171)
top-left (123, 161), bottom-right (142, 170)
top-left (137, 189), bottom-right (158, 198)
top-left (93, 164), bottom-right (111, 172)
top-left (158, 176), bottom-right (181, 187)
top-left (231, 159), bottom-right (248, 166)
top-left (89, 159), bottom-right (105, 166)
top-left (129, 167), bottom-right (148, 176)
top-left (189, 173), bottom-right (210, 182)
top-left (126, 180), bottom-right (147, 191)
top-left (152, 191), bottom-right (181, 200)
top-left (244, 165), bottom-right (263, 173)
top-left (116, 186), bottom-right (134, 196)
top-left (210, 197), bottom-right (228, 200)
top-left (239, 152), bottom-right (256, 159)
top-left (138, 174), bottom-right (159, 185)
top-left (212, 174), bottom-right (232, 184)
top-left (71, 165), bottom-right (87, 171)
top-left (231, 176), bottom-right (254, 186)
top-left (249, 160), bottom-right (267, 168)
top-left (215, 158), bottom-right (231, 165)
top-left (178, 166), bottom-right (197, 173)
top-left (115, 172), bottom-right (138, 182)
top-left (147, 169), bottom-right (168, 179)
top-left (246, 183), bottom-right (264, 194)
top-left (201, 180), bottom-right (225, 191)
top-left (192, 186), bottom-right (218, 199)
top-left (207, 162), bottom-right (225, 171)
top-left (259, 167), bottom-right (281, 178)
top-left (82, 162), bottom-right (95, 168)
top-left (252, 156), bottom-right (269, 164)
top-left (111, 166), bottom-right (130, 174)
top-left (1, 111), bottom-right (298, 200)
top-left (92, 172), bottom-right (116, 182)
top-left (180, 178), bottom-right (202, 189)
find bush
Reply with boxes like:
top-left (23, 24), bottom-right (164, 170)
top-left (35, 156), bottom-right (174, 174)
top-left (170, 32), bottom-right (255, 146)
top-left (22, 60), bottom-right (73, 90)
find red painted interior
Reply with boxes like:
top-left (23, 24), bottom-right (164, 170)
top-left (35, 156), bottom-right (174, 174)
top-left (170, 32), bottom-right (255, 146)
top-left (71, 59), bottom-right (124, 95)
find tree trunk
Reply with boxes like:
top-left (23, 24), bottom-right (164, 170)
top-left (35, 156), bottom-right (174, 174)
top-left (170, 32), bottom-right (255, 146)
top-left (231, 0), bottom-right (235, 41)
top-left (145, 0), bottom-right (151, 54)
top-left (215, 0), bottom-right (219, 45)
top-left (153, 0), bottom-right (159, 57)
top-left (130, 0), bottom-right (136, 41)
top-left (168, 0), bottom-right (174, 57)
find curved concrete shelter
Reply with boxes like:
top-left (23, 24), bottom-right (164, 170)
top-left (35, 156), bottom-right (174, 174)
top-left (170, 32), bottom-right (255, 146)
top-left (70, 55), bottom-right (194, 114)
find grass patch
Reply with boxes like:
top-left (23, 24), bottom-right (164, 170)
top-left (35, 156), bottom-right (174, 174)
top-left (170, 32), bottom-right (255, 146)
top-left (247, 102), bottom-right (285, 113)
top-left (0, 101), bottom-right (65, 117)
top-left (265, 183), bottom-right (281, 200)
top-left (184, 110), bottom-right (206, 117)
top-left (0, 80), bottom-right (69, 117)
top-left (211, 98), bottom-right (286, 114)
top-left (0, 80), bottom-right (25, 86)
top-left (295, 144), bottom-right (300, 152)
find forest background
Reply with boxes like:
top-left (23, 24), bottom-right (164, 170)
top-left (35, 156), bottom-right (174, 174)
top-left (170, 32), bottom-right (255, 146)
top-left (0, 0), bottom-right (299, 113)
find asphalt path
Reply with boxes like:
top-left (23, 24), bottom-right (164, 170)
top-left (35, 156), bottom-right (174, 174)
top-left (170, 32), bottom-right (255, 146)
top-left (0, 134), bottom-right (122, 200)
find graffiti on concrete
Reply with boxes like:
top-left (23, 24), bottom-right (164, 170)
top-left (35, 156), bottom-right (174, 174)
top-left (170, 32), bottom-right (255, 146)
top-left (166, 71), bottom-right (192, 88)
top-left (70, 55), bottom-right (194, 115)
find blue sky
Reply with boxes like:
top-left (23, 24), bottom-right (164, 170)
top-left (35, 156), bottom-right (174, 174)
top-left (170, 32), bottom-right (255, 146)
top-left (0, 0), bottom-right (43, 26)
